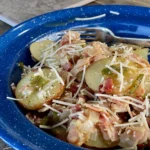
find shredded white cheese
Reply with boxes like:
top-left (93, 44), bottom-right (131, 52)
top-left (75, 14), bottom-right (106, 21)
top-left (96, 94), bottom-right (144, 109)
top-left (110, 10), bottom-right (120, 15)
top-left (129, 57), bottom-right (147, 67)
top-left (39, 118), bottom-right (69, 129)
top-left (69, 111), bottom-right (84, 118)
top-left (126, 129), bottom-right (131, 134)
top-left (38, 68), bottom-right (45, 78)
top-left (127, 105), bottom-right (133, 118)
top-left (102, 113), bottom-right (109, 121)
top-left (117, 147), bottom-right (137, 150)
top-left (38, 107), bottom-right (49, 112)
top-left (66, 73), bottom-right (72, 86)
top-left (122, 63), bottom-right (137, 70)
top-left (50, 66), bottom-right (64, 85)
top-left (37, 90), bottom-right (47, 100)
top-left (71, 55), bottom-right (75, 65)
top-left (68, 30), bottom-right (71, 44)
top-left (53, 99), bottom-right (75, 107)
top-left (45, 58), bottom-right (57, 62)
top-left (119, 96), bottom-right (143, 104)
top-left (128, 114), bottom-right (141, 122)
top-left (92, 104), bottom-right (119, 120)
top-left (73, 65), bottom-right (86, 98)
top-left (66, 77), bottom-right (76, 88)
top-left (67, 46), bottom-right (93, 53)
top-left (42, 39), bottom-right (60, 53)
top-left (140, 112), bottom-right (149, 130)
top-left (43, 104), bottom-right (61, 114)
top-left (118, 128), bottom-right (122, 135)
top-left (105, 65), bottom-right (120, 76)
top-left (50, 43), bottom-right (83, 57)
top-left (107, 61), bottom-right (124, 92)
top-left (32, 61), bottom-right (42, 69)
top-left (78, 114), bottom-right (87, 121)
top-left (43, 79), bottom-right (58, 91)
top-left (144, 95), bottom-right (149, 116)
top-left (39, 125), bottom-right (52, 129)
top-left (40, 51), bottom-right (49, 68)
top-left (80, 89), bottom-right (96, 99)
top-left (63, 97), bottom-right (77, 101)
top-left (114, 122), bottom-right (141, 127)
top-left (110, 51), bottom-right (118, 65)
top-left (6, 96), bottom-right (22, 101)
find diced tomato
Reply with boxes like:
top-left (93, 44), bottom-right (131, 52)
top-left (103, 78), bottom-right (113, 94)
top-left (71, 104), bottom-right (82, 113)
top-left (69, 84), bottom-right (78, 94)
top-left (86, 87), bottom-right (95, 95)
top-left (135, 96), bottom-right (145, 102)
top-left (83, 52), bottom-right (89, 57)
top-left (99, 113), bottom-right (108, 122)
top-left (73, 56), bottom-right (80, 64)
top-left (69, 56), bottom-right (80, 65)
top-left (118, 112), bottom-right (130, 122)
top-left (138, 143), bottom-right (145, 150)
top-left (146, 140), bottom-right (150, 148)
top-left (60, 39), bottom-right (68, 46)
top-left (75, 104), bottom-right (82, 111)
top-left (99, 84), bottom-right (104, 93)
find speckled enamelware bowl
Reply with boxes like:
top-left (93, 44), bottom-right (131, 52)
top-left (0, 5), bottom-right (150, 150)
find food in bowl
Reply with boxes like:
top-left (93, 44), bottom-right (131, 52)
top-left (8, 31), bottom-right (150, 149)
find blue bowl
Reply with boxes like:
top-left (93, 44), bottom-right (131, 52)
top-left (0, 5), bottom-right (150, 150)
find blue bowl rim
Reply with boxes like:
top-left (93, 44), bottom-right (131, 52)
top-left (0, 4), bottom-right (150, 150)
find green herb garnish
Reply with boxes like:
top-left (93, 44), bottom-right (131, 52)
top-left (102, 65), bottom-right (128, 76)
top-left (51, 126), bottom-right (67, 141)
top-left (102, 68), bottom-right (113, 75)
top-left (18, 62), bottom-right (24, 70)
top-left (30, 75), bottom-right (49, 89)
top-left (127, 74), bottom-right (144, 95)
top-left (40, 116), bottom-right (50, 125)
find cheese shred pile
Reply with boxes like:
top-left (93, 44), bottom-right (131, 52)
top-left (8, 30), bottom-right (150, 149)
